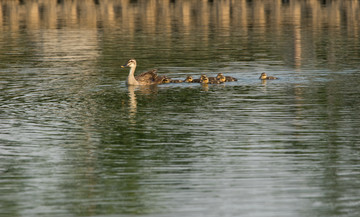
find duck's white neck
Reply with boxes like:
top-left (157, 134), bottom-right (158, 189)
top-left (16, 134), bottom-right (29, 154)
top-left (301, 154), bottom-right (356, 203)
top-left (127, 65), bottom-right (139, 85)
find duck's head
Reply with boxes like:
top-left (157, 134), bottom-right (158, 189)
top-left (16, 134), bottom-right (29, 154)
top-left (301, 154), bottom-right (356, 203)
top-left (122, 59), bottom-right (137, 68)
top-left (185, 76), bottom-right (193, 82)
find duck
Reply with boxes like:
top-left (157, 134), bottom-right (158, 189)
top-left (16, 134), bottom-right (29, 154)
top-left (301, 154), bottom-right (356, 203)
top-left (259, 72), bottom-right (278, 80)
top-left (216, 73), bottom-right (237, 82)
top-left (121, 59), bottom-right (166, 85)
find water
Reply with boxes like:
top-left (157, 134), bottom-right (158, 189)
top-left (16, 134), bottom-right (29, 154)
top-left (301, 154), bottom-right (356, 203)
top-left (1, 0), bottom-right (360, 216)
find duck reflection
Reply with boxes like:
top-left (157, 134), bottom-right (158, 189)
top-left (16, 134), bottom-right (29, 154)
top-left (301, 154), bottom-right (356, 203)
top-left (201, 83), bottom-right (209, 91)
top-left (128, 85), bottom-right (137, 122)
top-left (127, 85), bottom-right (159, 123)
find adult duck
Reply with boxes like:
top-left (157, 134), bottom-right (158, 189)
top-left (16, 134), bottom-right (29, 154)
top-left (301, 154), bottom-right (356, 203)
top-left (121, 59), bottom-right (166, 85)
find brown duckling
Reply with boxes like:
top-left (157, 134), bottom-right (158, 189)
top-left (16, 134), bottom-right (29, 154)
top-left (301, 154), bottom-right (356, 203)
top-left (192, 77), bottom-right (201, 83)
top-left (216, 73), bottom-right (237, 82)
top-left (184, 75), bottom-right (201, 83)
top-left (170, 79), bottom-right (183, 83)
top-left (161, 77), bottom-right (171, 84)
top-left (217, 74), bottom-right (226, 83)
top-left (200, 75), bottom-right (209, 84)
top-left (189, 75), bottom-right (201, 83)
top-left (200, 75), bottom-right (222, 84)
top-left (208, 76), bottom-right (218, 82)
top-left (259, 72), bottom-right (278, 80)
top-left (200, 75), bottom-right (207, 83)
top-left (155, 75), bottom-right (170, 84)
top-left (184, 76), bottom-right (193, 83)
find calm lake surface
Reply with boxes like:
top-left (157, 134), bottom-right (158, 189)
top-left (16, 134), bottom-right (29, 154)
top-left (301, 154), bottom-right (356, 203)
top-left (1, 0), bottom-right (360, 216)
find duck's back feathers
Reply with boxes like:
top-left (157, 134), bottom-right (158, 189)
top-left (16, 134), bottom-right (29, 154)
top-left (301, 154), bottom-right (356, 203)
top-left (135, 69), bottom-right (158, 83)
top-left (154, 75), bottom-right (169, 84)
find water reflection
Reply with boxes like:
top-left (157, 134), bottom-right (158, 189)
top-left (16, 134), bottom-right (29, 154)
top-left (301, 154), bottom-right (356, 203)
top-left (128, 85), bottom-right (137, 123)
top-left (0, 0), bottom-right (359, 69)
top-left (1, 1), bottom-right (360, 217)
top-left (127, 85), bottom-right (161, 124)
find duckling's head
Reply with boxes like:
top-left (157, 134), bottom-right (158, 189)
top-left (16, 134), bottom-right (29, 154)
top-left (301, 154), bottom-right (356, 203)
top-left (260, 72), bottom-right (267, 79)
top-left (122, 59), bottom-right (137, 68)
top-left (162, 78), bottom-right (171, 83)
top-left (216, 73), bottom-right (224, 79)
top-left (185, 76), bottom-right (193, 82)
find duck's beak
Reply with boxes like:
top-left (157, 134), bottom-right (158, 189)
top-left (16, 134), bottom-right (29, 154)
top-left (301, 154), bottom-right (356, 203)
top-left (121, 64), bottom-right (127, 68)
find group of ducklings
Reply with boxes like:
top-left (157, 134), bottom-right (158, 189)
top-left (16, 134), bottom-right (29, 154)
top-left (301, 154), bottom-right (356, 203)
top-left (161, 73), bottom-right (238, 84)
top-left (161, 72), bottom-right (277, 84)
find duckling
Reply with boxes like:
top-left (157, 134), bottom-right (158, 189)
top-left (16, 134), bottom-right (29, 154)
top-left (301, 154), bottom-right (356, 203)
top-left (161, 77), bottom-right (171, 84)
top-left (226, 76), bottom-right (238, 82)
top-left (155, 75), bottom-right (170, 84)
top-left (192, 77), bottom-right (201, 83)
top-left (121, 59), bottom-right (165, 85)
top-left (217, 74), bottom-right (226, 83)
top-left (189, 75), bottom-right (201, 83)
top-left (200, 75), bottom-right (222, 84)
top-left (216, 73), bottom-right (237, 82)
top-left (200, 75), bottom-right (208, 83)
top-left (170, 79), bottom-right (183, 83)
top-left (208, 76), bottom-right (218, 83)
top-left (184, 76), bottom-right (193, 83)
top-left (200, 75), bottom-right (209, 84)
top-left (259, 72), bottom-right (278, 80)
